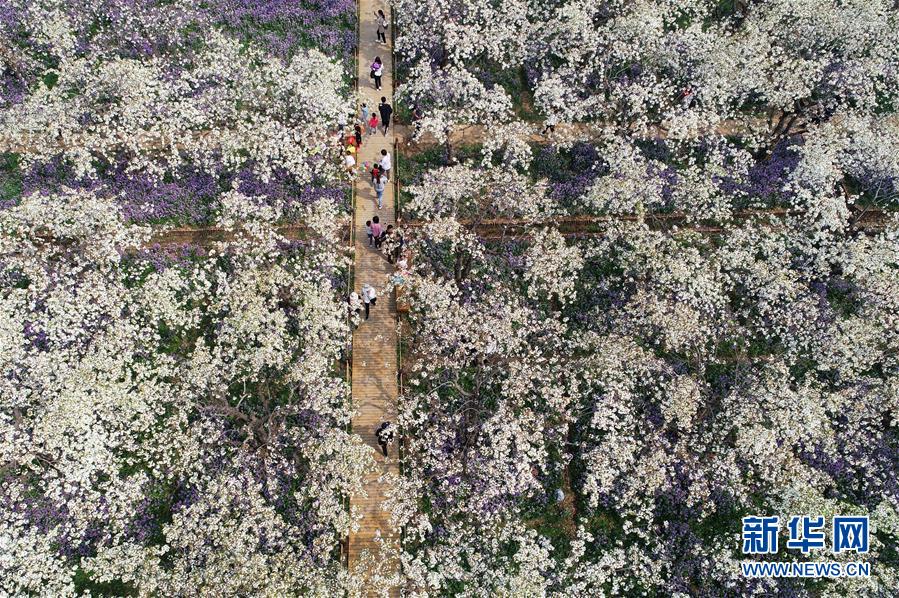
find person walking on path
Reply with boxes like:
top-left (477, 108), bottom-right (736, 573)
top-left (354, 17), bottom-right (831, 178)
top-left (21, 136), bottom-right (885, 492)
top-left (370, 163), bottom-right (381, 186)
top-left (353, 123), bottom-right (363, 148)
top-left (376, 224), bottom-right (392, 250)
top-left (371, 215), bottom-right (382, 245)
top-left (375, 10), bottom-right (389, 44)
top-left (368, 112), bottom-right (379, 136)
top-left (384, 228), bottom-right (404, 264)
top-left (344, 150), bottom-right (356, 176)
top-left (376, 421), bottom-right (395, 457)
top-left (374, 174), bottom-right (386, 209)
top-left (348, 291), bottom-right (363, 328)
top-left (378, 98), bottom-right (393, 135)
top-left (379, 149), bottom-right (392, 180)
top-left (365, 220), bottom-right (374, 246)
top-left (379, 224), bottom-right (394, 257)
top-left (371, 57), bottom-right (383, 91)
top-left (362, 283), bottom-right (377, 319)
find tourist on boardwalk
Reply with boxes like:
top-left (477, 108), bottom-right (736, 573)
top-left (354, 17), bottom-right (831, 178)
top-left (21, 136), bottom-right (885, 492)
top-left (353, 123), bottom-right (363, 148)
top-left (360, 102), bottom-right (369, 124)
top-left (379, 148), bottom-right (392, 180)
top-left (371, 57), bottom-right (383, 90)
top-left (379, 224), bottom-right (393, 249)
top-left (385, 228), bottom-right (404, 264)
top-left (375, 10), bottom-right (389, 44)
top-left (365, 220), bottom-right (373, 246)
top-left (371, 215), bottom-right (382, 244)
top-left (344, 150), bottom-right (356, 175)
top-left (368, 111), bottom-right (379, 136)
top-left (375, 224), bottom-right (393, 249)
top-left (362, 283), bottom-right (377, 319)
top-left (374, 173), bottom-right (386, 209)
top-left (370, 163), bottom-right (381, 186)
top-left (378, 98), bottom-right (393, 135)
top-left (376, 421), bottom-right (395, 457)
top-left (348, 291), bottom-right (363, 328)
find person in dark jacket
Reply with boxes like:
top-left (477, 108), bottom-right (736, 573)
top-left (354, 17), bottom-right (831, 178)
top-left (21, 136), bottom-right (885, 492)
top-left (378, 97), bottom-right (393, 135)
top-left (376, 422), bottom-right (395, 456)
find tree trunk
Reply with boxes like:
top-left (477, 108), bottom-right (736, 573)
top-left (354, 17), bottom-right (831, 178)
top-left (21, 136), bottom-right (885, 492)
top-left (444, 130), bottom-right (456, 165)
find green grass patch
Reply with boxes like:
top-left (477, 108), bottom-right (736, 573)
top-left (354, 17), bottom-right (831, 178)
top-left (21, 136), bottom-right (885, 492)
top-left (0, 153), bottom-right (22, 205)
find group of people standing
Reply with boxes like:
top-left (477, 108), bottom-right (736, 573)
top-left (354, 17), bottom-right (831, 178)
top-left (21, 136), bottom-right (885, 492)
top-left (365, 216), bottom-right (404, 262)
top-left (341, 97), bottom-right (393, 179)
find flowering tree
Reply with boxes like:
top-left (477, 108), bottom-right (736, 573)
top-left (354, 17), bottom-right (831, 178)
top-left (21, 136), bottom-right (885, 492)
top-left (388, 155), bottom-right (899, 593)
top-left (0, 189), bottom-right (372, 595)
top-left (1, 0), bottom-right (353, 191)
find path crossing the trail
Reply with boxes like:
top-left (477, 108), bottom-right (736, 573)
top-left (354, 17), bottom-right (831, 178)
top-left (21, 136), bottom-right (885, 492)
top-left (348, 1), bottom-right (401, 592)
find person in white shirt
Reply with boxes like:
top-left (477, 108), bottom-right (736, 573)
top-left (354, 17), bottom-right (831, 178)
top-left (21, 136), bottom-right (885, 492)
top-left (361, 283), bottom-right (377, 319)
top-left (379, 149), bottom-right (392, 180)
top-left (344, 150), bottom-right (356, 175)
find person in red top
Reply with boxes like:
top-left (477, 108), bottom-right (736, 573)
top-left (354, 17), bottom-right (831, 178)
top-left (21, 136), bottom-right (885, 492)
top-left (370, 163), bottom-right (381, 185)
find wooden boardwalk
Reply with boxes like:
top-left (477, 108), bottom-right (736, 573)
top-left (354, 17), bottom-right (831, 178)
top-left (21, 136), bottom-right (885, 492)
top-left (348, 0), bottom-right (401, 594)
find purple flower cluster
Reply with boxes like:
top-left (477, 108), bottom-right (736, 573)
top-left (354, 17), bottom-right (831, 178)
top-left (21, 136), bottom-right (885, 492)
top-left (535, 143), bottom-right (605, 210)
top-left (11, 156), bottom-right (348, 226)
top-left (736, 140), bottom-right (801, 204)
top-left (208, 0), bottom-right (356, 63)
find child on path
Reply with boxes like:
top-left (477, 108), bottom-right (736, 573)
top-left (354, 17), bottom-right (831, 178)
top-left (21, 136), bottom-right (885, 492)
top-left (374, 174), bottom-right (386, 209)
top-left (368, 112), bottom-right (379, 136)
top-left (365, 220), bottom-right (373, 246)
top-left (344, 150), bottom-right (356, 175)
top-left (370, 163), bottom-right (381, 185)
top-left (362, 283), bottom-right (377, 319)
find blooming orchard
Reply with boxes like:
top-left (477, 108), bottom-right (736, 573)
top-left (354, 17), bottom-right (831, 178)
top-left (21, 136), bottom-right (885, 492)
top-left (388, 1), bottom-right (899, 595)
top-left (0, 189), bottom-right (373, 595)
top-left (2, 0), bottom-right (899, 596)
top-left (0, 0), bottom-right (370, 594)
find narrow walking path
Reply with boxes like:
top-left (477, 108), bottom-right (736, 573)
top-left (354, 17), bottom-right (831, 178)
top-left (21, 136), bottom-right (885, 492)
top-left (348, 1), bottom-right (401, 593)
